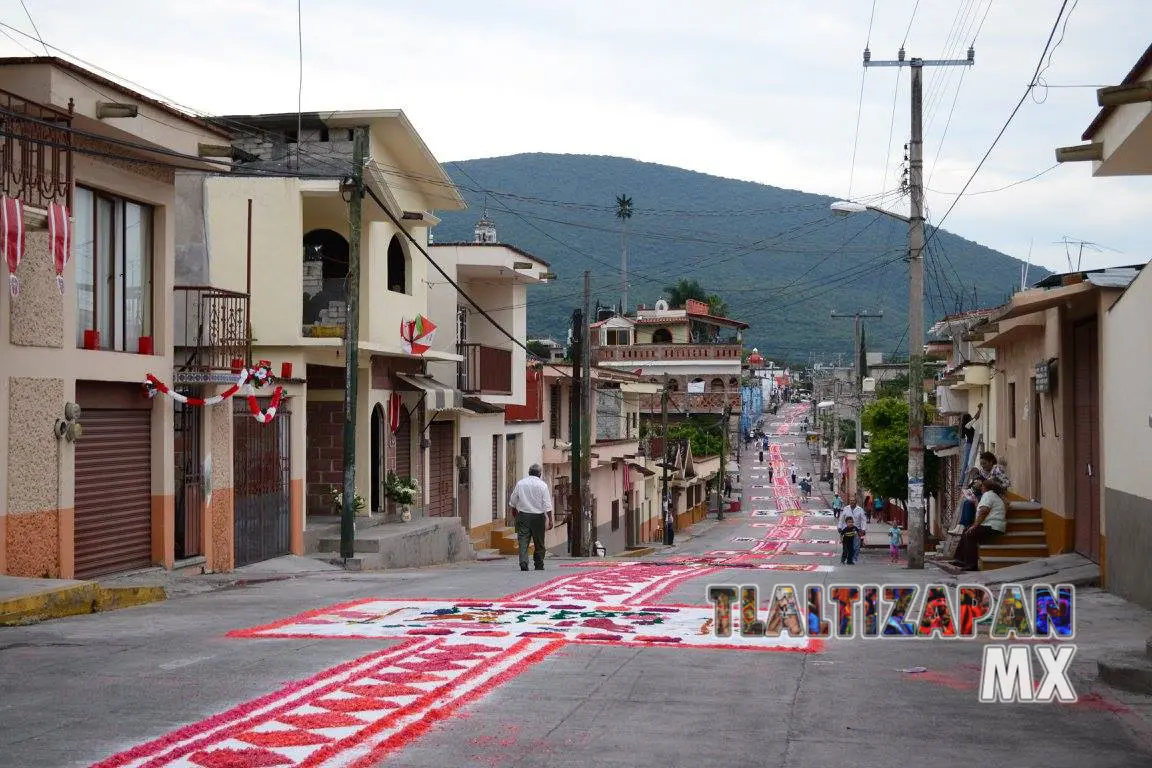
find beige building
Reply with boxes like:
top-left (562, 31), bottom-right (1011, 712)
top-left (0, 57), bottom-right (230, 579)
top-left (178, 109), bottom-right (469, 569)
top-left (1056, 42), bottom-right (1152, 605)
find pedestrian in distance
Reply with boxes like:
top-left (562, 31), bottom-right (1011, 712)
top-left (768, 466), bottom-right (774, 483)
top-left (831, 492), bottom-right (844, 520)
top-left (789, 463), bottom-right (798, 485)
top-left (888, 523), bottom-right (902, 564)
top-left (840, 517), bottom-right (859, 565)
top-left (662, 495), bottom-right (676, 546)
top-left (759, 449), bottom-right (765, 463)
top-left (508, 464), bottom-right (553, 572)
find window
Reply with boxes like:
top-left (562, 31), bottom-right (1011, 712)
top-left (387, 235), bottom-right (409, 294)
top-left (1009, 382), bottom-right (1017, 438)
top-left (711, 377), bottom-right (725, 392)
top-left (611, 499), bottom-right (620, 531)
top-left (652, 328), bottom-right (672, 344)
top-left (75, 186), bottom-right (153, 351)
top-left (549, 384), bottom-right (562, 439)
top-left (606, 329), bottom-right (630, 346)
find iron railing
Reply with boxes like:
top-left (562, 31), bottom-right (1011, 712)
top-left (638, 391), bottom-right (741, 414)
top-left (0, 88), bottom-right (73, 210)
top-left (174, 285), bottom-right (250, 370)
top-left (458, 343), bottom-right (513, 395)
top-left (593, 343), bottom-right (743, 363)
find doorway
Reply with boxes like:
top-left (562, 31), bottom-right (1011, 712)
top-left (504, 434), bottom-right (519, 527)
top-left (371, 404), bottom-right (384, 513)
top-left (1072, 319), bottom-right (1101, 562)
top-left (458, 437), bottom-right (471, 528)
top-left (1031, 381), bottom-right (1042, 502)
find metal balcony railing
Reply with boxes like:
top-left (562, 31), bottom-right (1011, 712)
top-left (638, 391), bottom-right (741, 414)
top-left (0, 88), bottom-right (73, 210)
top-left (174, 285), bottom-right (250, 370)
top-left (458, 343), bottom-right (513, 395)
top-left (593, 343), bottom-right (743, 363)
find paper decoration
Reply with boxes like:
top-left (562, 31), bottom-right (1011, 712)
top-left (2, 196), bottom-right (24, 298)
top-left (48, 201), bottom-right (71, 295)
top-left (144, 362), bottom-right (285, 424)
top-left (400, 315), bottom-right (437, 355)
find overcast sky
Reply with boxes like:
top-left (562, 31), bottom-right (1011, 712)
top-left (2, 0), bottom-right (1149, 275)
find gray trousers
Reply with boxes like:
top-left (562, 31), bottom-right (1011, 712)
top-left (515, 512), bottom-right (547, 568)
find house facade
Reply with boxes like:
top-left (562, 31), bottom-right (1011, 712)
top-left (0, 57), bottom-right (232, 579)
top-left (591, 298), bottom-right (748, 417)
top-left (178, 109), bottom-right (469, 569)
top-left (425, 215), bottom-right (549, 545)
top-left (1056, 42), bottom-right (1152, 606)
top-left (977, 267), bottom-right (1142, 572)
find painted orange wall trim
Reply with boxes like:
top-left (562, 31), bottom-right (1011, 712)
top-left (1042, 508), bottom-right (1075, 555)
top-left (151, 494), bottom-right (175, 569)
top-left (1098, 535), bottom-right (1107, 588)
top-left (57, 508), bottom-right (75, 579)
top-left (5, 509), bottom-right (60, 577)
top-left (290, 478), bottom-right (304, 555)
top-left (0, 514), bottom-right (6, 574)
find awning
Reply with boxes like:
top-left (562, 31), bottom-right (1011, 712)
top-left (931, 446), bottom-right (961, 457)
top-left (993, 281), bottom-right (1093, 322)
top-left (395, 373), bottom-right (463, 411)
top-left (628, 462), bottom-right (657, 477)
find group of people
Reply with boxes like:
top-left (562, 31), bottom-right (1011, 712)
top-left (950, 451), bottom-right (1011, 571)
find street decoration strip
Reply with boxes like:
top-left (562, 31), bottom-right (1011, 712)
top-left (48, 201), bottom-right (72, 295)
top-left (143, 362), bottom-right (285, 424)
top-left (91, 562), bottom-right (820, 768)
top-left (2, 196), bottom-right (24, 298)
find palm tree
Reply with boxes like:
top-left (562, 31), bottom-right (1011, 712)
top-left (616, 194), bottom-right (633, 314)
top-left (664, 278), bottom-right (707, 309)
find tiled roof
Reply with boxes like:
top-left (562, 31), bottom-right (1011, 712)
top-left (429, 241), bottom-right (551, 267)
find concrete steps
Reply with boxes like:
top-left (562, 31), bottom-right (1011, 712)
top-left (978, 501), bottom-right (1049, 571)
top-left (490, 526), bottom-right (518, 556)
top-left (312, 518), bottom-right (475, 571)
top-left (1097, 636), bottom-right (1152, 695)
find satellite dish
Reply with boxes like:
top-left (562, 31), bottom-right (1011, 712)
top-left (654, 299), bottom-right (669, 311)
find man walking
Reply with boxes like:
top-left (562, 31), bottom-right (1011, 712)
top-left (508, 464), bottom-right (553, 571)
top-left (843, 497), bottom-right (866, 560)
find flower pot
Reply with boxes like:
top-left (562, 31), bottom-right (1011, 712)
top-left (83, 330), bottom-right (100, 350)
top-left (400, 506), bottom-right (412, 522)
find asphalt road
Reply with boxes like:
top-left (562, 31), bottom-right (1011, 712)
top-left (2, 404), bottom-right (1152, 768)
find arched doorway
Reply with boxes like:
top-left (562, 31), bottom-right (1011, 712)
top-left (652, 328), bottom-right (672, 344)
top-left (371, 404), bottom-right (385, 513)
top-left (303, 229), bottom-right (349, 330)
top-left (388, 235), bottom-right (409, 294)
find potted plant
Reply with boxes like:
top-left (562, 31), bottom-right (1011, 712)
top-left (384, 472), bottom-right (419, 522)
top-left (328, 485), bottom-right (367, 517)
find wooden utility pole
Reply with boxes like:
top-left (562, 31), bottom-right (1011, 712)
top-left (568, 307), bottom-right (584, 558)
top-left (340, 126), bottom-right (369, 560)
top-left (831, 310), bottom-right (882, 503)
top-left (660, 373), bottom-right (671, 542)
top-left (579, 271), bottom-right (593, 556)
top-left (716, 403), bottom-right (731, 521)
top-left (865, 46), bottom-right (972, 568)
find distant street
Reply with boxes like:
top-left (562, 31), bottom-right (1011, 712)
top-left (2, 405), bottom-right (1152, 767)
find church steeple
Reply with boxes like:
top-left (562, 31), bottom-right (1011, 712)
top-left (474, 208), bottom-right (497, 244)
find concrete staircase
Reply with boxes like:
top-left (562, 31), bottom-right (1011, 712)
top-left (312, 517), bottom-right (475, 571)
top-left (978, 500), bottom-right (1050, 571)
top-left (1097, 636), bottom-right (1152, 695)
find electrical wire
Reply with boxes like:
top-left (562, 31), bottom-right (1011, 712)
top-left (847, 0), bottom-right (878, 200)
top-left (18, 0), bottom-right (48, 55)
top-left (923, 0), bottom-right (1073, 252)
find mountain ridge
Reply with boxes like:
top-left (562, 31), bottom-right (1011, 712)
top-left (432, 153), bottom-right (1047, 361)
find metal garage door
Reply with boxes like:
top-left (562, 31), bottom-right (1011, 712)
top-left (74, 410), bottom-right (153, 579)
top-left (394, 408), bottom-right (411, 479)
top-left (427, 422), bottom-right (455, 517)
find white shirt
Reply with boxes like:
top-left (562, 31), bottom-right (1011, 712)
top-left (509, 475), bottom-right (553, 515)
top-left (840, 506), bottom-right (866, 534)
top-left (978, 490), bottom-right (1007, 533)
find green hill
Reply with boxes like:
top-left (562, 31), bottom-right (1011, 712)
top-left (433, 154), bottom-right (1046, 362)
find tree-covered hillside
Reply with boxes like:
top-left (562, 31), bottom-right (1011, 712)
top-left (433, 154), bottom-right (1046, 361)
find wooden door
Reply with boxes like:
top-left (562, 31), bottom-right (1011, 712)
top-left (426, 422), bottom-right (455, 517)
top-left (1072, 319), bottom-right (1101, 561)
top-left (458, 437), bottom-right (471, 528)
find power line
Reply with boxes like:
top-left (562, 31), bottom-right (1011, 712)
top-left (18, 0), bottom-right (49, 55)
top-left (847, 0), bottom-right (878, 200)
top-left (923, 0), bottom-right (1074, 252)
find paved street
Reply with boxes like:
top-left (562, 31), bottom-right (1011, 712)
top-left (3, 404), bottom-right (1152, 767)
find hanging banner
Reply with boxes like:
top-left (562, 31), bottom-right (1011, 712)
top-left (400, 315), bottom-right (438, 355)
top-left (1, 196), bottom-right (25, 298)
top-left (388, 391), bottom-right (403, 433)
top-left (48, 201), bottom-right (71, 295)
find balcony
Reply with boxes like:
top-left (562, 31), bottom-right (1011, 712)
top-left (458, 343), bottom-right (512, 395)
top-left (0, 88), bottom-right (73, 210)
top-left (593, 343), bottom-right (743, 364)
top-left (174, 285), bottom-right (250, 371)
top-left (302, 275), bottom-right (347, 338)
top-left (638, 391), bottom-right (741, 414)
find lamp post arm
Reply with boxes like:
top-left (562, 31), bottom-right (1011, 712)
top-left (865, 205), bottom-right (912, 224)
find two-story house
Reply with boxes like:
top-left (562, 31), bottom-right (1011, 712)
top-left (425, 214), bottom-right (550, 543)
top-left (0, 57), bottom-right (230, 579)
top-left (176, 109), bottom-right (468, 568)
top-left (591, 298), bottom-right (748, 424)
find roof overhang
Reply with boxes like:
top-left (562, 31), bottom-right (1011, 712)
top-left (992, 281), bottom-right (1094, 322)
top-left (395, 373), bottom-right (463, 411)
top-left (977, 319), bottom-right (1046, 348)
top-left (1070, 44), bottom-right (1152, 177)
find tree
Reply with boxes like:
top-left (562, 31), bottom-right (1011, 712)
top-left (705, 293), bottom-right (729, 318)
top-left (667, 416), bottom-right (724, 458)
top-left (876, 372), bottom-right (909, 400)
top-left (616, 194), bottom-right (633, 313)
top-left (857, 397), bottom-right (939, 501)
top-left (526, 340), bottom-right (551, 360)
top-left (664, 278), bottom-right (708, 309)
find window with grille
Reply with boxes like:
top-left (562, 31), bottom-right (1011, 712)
top-left (611, 500), bottom-right (620, 531)
top-left (549, 384), bottom-right (562, 439)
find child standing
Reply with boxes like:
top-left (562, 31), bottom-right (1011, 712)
top-left (888, 523), bottom-right (902, 564)
top-left (840, 517), bottom-right (858, 565)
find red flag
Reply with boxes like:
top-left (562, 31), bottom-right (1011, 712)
top-left (388, 392), bottom-right (402, 433)
top-left (2, 196), bottom-right (25, 298)
top-left (48, 202), bottom-right (71, 294)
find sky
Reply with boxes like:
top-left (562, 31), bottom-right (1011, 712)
top-left (1, 0), bottom-right (1149, 276)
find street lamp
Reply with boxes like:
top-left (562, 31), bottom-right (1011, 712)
top-left (830, 199), bottom-right (926, 570)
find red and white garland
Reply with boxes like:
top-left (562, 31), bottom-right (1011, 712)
top-left (143, 363), bottom-right (285, 424)
top-left (1, 197), bottom-right (73, 297)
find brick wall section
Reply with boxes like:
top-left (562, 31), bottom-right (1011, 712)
top-left (306, 401), bottom-right (344, 515)
top-left (370, 356), bottom-right (423, 389)
top-left (306, 365), bottom-right (345, 390)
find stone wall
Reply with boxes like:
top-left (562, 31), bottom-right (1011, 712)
top-left (306, 401), bottom-right (343, 515)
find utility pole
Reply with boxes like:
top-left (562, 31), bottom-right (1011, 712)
top-left (865, 45), bottom-right (973, 568)
top-left (580, 271), bottom-right (593, 557)
top-left (831, 310), bottom-right (882, 504)
top-left (569, 307), bottom-right (584, 558)
top-left (716, 403), bottom-right (731, 521)
top-left (660, 373), bottom-right (671, 542)
top-left (340, 126), bottom-right (368, 560)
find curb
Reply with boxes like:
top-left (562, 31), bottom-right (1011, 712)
top-left (0, 583), bottom-right (167, 627)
